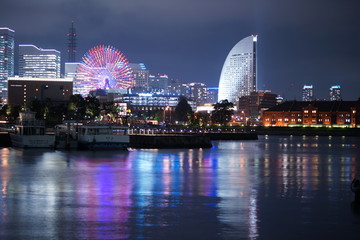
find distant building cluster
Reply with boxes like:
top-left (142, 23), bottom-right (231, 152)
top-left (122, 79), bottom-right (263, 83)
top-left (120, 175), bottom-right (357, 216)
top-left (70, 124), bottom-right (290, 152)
top-left (0, 25), bottom-right (354, 126)
top-left (302, 84), bottom-right (342, 102)
top-left (0, 24), bottom-right (217, 113)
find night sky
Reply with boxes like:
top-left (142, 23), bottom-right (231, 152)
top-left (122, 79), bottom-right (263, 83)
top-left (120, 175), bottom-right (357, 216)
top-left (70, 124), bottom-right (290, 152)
top-left (1, 0), bottom-right (359, 100)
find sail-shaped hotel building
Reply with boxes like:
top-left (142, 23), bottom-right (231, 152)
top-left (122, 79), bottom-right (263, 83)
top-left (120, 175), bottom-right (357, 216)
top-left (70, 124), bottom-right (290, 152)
top-left (218, 35), bottom-right (257, 103)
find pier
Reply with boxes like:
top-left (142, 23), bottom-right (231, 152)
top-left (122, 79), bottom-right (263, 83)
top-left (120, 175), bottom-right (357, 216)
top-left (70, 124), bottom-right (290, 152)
top-left (128, 127), bottom-right (258, 148)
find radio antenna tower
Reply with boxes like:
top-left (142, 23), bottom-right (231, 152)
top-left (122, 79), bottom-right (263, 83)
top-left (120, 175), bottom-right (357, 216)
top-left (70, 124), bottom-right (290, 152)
top-left (67, 21), bottom-right (77, 62)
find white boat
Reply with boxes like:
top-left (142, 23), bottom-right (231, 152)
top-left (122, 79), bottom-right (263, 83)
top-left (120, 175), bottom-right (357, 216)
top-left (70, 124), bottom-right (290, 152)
top-left (77, 124), bottom-right (129, 150)
top-left (10, 111), bottom-right (55, 148)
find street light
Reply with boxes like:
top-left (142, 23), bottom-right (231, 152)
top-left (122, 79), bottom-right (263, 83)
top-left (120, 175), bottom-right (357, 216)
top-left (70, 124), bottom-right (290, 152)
top-left (163, 106), bottom-right (170, 123)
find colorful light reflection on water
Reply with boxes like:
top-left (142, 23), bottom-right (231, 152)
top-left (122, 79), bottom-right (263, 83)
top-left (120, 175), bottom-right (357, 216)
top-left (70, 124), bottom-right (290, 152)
top-left (1, 136), bottom-right (360, 239)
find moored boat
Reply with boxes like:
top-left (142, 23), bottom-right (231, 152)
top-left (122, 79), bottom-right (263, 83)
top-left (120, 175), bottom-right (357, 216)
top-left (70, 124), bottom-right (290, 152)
top-left (77, 124), bottom-right (129, 150)
top-left (10, 111), bottom-right (55, 148)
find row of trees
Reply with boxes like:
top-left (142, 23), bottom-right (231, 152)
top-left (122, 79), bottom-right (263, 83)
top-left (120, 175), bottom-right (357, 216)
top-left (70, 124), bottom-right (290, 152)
top-left (0, 95), bottom-right (124, 126)
top-left (173, 97), bottom-right (234, 126)
top-left (0, 95), bottom-right (235, 126)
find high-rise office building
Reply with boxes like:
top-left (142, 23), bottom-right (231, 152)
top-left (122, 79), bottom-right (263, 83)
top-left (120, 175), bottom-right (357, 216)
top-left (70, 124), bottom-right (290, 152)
top-left (65, 62), bottom-right (86, 95)
top-left (302, 85), bottom-right (314, 101)
top-left (329, 85), bottom-right (341, 101)
top-left (128, 63), bottom-right (149, 88)
top-left (167, 79), bottom-right (187, 96)
top-left (218, 35), bottom-right (257, 103)
top-left (0, 27), bottom-right (15, 100)
top-left (148, 74), bottom-right (169, 93)
top-left (206, 87), bottom-right (218, 104)
top-left (19, 44), bottom-right (61, 78)
top-left (187, 82), bottom-right (207, 105)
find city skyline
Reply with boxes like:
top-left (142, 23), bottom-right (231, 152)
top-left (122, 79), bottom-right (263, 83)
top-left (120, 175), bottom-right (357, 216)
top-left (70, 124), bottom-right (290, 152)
top-left (1, 0), bottom-right (359, 100)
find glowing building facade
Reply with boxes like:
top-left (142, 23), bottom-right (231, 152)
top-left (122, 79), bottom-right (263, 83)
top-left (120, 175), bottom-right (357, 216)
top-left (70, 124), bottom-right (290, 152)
top-left (206, 87), bottom-right (218, 104)
top-left (19, 45), bottom-right (61, 78)
top-left (0, 27), bottom-right (15, 100)
top-left (148, 74), bottom-right (169, 93)
top-left (128, 63), bottom-right (149, 89)
top-left (187, 82), bottom-right (207, 105)
top-left (65, 62), bottom-right (87, 95)
top-left (218, 35), bottom-right (257, 103)
top-left (302, 85), bottom-right (314, 101)
top-left (329, 85), bottom-right (341, 101)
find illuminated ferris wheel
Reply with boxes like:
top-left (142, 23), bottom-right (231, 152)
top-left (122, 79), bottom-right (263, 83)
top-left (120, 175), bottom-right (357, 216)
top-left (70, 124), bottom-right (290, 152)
top-left (76, 45), bottom-right (133, 95)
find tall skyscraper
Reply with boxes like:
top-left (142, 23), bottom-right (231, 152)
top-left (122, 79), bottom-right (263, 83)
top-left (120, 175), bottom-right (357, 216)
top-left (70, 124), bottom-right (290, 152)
top-left (128, 63), bottom-right (149, 88)
top-left (329, 85), bottom-right (341, 101)
top-left (0, 27), bottom-right (15, 100)
top-left (218, 35), bottom-right (257, 103)
top-left (19, 44), bottom-right (61, 78)
top-left (302, 85), bottom-right (314, 101)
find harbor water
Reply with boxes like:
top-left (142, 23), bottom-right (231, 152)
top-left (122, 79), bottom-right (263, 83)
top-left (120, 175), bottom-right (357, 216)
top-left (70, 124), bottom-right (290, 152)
top-left (1, 135), bottom-right (360, 239)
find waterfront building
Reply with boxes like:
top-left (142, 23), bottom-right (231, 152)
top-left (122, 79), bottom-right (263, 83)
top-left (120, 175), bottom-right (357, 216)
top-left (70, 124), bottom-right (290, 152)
top-left (187, 82), bottom-right (207, 105)
top-left (207, 87), bottom-right (218, 104)
top-left (262, 100), bottom-right (360, 127)
top-left (218, 35), bottom-right (257, 103)
top-left (0, 27), bottom-right (15, 100)
top-left (302, 85), bottom-right (314, 101)
top-left (19, 44), bottom-right (61, 78)
top-left (237, 91), bottom-right (278, 121)
top-left (329, 85), bottom-right (342, 101)
top-left (7, 77), bottom-right (73, 106)
top-left (129, 63), bottom-right (149, 88)
top-left (148, 74), bottom-right (169, 93)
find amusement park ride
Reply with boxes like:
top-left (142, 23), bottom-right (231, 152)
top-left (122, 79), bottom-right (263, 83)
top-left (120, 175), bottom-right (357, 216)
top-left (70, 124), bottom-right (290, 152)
top-left (76, 45), bottom-right (133, 95)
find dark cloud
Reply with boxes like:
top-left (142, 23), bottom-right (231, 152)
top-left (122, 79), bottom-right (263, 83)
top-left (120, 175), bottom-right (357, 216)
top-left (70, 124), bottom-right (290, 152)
top-left (1, 0), bottom-right (360, 100)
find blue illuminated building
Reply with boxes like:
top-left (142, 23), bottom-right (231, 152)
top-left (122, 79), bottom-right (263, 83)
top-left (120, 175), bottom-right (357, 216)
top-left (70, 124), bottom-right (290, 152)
top-left (329, 85), bottom-right (341, 101)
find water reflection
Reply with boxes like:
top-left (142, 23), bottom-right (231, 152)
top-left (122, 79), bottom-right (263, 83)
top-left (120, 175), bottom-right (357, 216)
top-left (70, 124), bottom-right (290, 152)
top-left (0, 135), bottom-right (360, 239)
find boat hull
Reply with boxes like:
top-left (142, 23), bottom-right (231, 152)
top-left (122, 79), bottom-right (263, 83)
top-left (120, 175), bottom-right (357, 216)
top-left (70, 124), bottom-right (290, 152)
top-left (10, 133), bottom-right (55, 148)
top-left (77, 135), bottom-right (129, 150)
